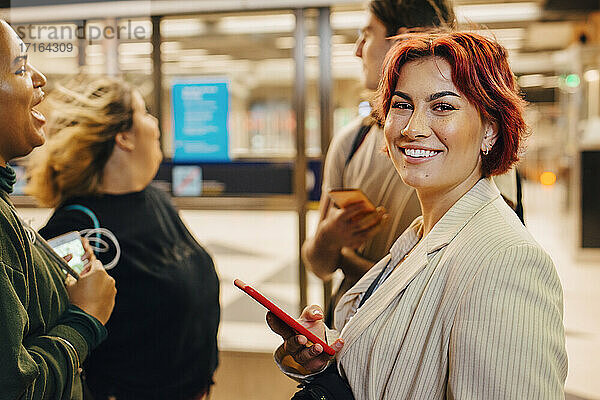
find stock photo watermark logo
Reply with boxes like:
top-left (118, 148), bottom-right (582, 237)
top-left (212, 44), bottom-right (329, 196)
top-left (15, 20), bottom-right (148, 53)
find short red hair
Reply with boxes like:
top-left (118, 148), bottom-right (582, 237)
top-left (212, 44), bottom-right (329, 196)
top-left (374, 31), bottom-right (527, 176)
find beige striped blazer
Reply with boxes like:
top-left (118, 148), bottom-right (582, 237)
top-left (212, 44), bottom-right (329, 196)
top-left (326, 178), bottom-right (567, 399)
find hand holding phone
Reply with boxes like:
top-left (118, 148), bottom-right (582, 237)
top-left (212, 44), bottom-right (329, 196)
top-left (267, 305), bottom-right (343, 374)
top-left (328, 188), bottom-right (375, 211)
top-left (324, 189), bottom-right (387, 249)
top-left (48, 231), bottom-right (88, 279)
top-left (65, 260), bottom-right (116, 325)
top-left (234, 279), bottom-right (336, 355)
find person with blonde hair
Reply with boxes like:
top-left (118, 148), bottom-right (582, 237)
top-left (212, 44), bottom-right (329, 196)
top-left (0, 20), bottom-right (116, 399)
top-left (28, 76), bottom-right (140, 206)
top-left (27, 76), bottom-right (220, 400)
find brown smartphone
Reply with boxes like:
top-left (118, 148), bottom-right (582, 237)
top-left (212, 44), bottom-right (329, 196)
top-left (328, 188), bottom-right (375, 211)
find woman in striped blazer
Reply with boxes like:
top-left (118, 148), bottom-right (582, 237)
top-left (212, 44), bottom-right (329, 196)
top-left (269, 31), bottom-right (567, 399)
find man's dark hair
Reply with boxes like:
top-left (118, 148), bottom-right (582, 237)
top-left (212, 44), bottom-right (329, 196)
top-left (368, 0), bottom-right (456, 36)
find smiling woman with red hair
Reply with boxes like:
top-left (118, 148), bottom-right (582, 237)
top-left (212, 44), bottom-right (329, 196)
top-left (268, 32), bottom-right (567, 399)
top-left (375, 31), bottom-right (527, 177)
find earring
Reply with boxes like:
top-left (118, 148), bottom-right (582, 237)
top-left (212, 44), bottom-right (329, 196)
top-left (482, 143), bottom-right (492, 155)
top-left (482, 126), bottom-right (494, 154)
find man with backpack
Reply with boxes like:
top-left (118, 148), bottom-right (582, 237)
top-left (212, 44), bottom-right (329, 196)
top-left (302, 0), bottom-right (456, 326)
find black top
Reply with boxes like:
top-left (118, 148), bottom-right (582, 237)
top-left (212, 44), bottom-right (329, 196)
top-left (39, 185), bottom-right (220, 400)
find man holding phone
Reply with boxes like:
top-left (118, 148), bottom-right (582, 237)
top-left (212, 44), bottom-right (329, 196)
top-left (302, 0), bottom-right (455, 326)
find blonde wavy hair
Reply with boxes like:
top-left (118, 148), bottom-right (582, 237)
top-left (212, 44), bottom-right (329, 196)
top-left (26, 76), bottom-right (134, 207)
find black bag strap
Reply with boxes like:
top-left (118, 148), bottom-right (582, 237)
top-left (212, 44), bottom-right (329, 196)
top-left (292, 364), bottom-right (354, 400)
top-left (357, 258), bottom-right (391, 308)
top-left (515, 169), bottom-right (524, 224)
top-left (344, 122), bottom-right (373, 167)
top-left (325, 121), bottom-right (375, 325)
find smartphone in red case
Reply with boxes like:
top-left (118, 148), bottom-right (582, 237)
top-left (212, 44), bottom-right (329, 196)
top-left (234, 279), bottom-right (336, 356)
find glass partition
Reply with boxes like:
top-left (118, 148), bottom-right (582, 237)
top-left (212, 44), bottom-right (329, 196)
top-left (330, 6), bottom-right (366, 134)
top-left (160, 11), bottom-right (296, 160)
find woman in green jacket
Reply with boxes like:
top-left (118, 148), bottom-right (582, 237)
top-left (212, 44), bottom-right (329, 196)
top-left (0, 19), bottom-right (117, 399)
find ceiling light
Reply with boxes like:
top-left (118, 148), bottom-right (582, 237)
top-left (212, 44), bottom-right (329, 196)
top-left (456, 2), bottom-right (541, 24)
top-left (331, 11), bottom-right (365, 31)
top-left (584, 70), bottom-right (600, 82)
top-left (119, 56), bottom-right (151, 65)
top-left (3, 1), bottom-right (151, 23)
top-left (333, 43), bottom-right (357, 57)
top-left (275, 36), bottom-right (295, 49)
top-left (179, 54), bottom-right (231, 63)
top-left (119, 64), bottom-right (152, 72)
top-left (163, 49), bottom-right (208, 62)
top-left (86, 44), bottom-right (103, 56)
top-left (276, 35), bottom-right (347, 50)
top-left (160, 41), bottom-right (181, 53)
top-left (470, 28), bottom-right (525, 41)
top-left (118, 42), bottom-right (153, 55)
top-left (161, 18), bottom-right (205, 38)
top-left (217, 14), bottom-right (294, 34)
top-left (468, 28), bottom-right (525, 50)
top-left (117, 19), bottom-right (152, 40)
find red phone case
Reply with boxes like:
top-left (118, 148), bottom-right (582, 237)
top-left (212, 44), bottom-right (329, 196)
top-left (234, 279), bottom-right (336, 356)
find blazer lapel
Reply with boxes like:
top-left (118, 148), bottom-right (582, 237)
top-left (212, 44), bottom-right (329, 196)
top-left (333, 255), bottom-right (387, 327)
top-left (334, 179), bottom-right (502, 362)
top-left (335, 218), bottom-right (427, 361)
top-left (426, 178), bottom-right (501, 253)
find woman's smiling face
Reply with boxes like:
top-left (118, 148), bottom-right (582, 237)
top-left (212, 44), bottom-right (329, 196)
top-left (384, 56), bottom-right (494, 197)
top-left (0, 20), bottom-right (47, 165)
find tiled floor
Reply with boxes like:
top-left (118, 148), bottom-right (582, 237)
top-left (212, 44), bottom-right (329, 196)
top-left (524, 183), bottom-right (600, 400)
top-left (18, 181), bottom-right (600, 399)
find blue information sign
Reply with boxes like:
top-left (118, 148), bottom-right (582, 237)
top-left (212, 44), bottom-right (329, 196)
top-left (172, 80), bottom-right (229, 162)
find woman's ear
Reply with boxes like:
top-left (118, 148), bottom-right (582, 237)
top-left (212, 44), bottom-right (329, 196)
top-left (481, 121), bottom-right (499, 153)
top-left (114, 131), bottom-right (135, 152)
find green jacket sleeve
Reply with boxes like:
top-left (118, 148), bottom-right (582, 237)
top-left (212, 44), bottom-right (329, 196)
top-left (0, 261), bottom-right (83, 400)
top-left (0, 201), bottom-right (107, 400)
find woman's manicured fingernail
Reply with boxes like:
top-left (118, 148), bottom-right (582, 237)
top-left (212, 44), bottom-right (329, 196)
top-left (313, 309), bottom-right (323, 316)
top-left (314, 344), bottom-right (323, 353)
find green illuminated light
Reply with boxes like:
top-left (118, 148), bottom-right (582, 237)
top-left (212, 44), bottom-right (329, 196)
top-left (565, 74), bottom-right (581, 88)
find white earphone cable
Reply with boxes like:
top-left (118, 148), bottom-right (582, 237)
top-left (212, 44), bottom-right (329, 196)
top-left (80, 228), bottom-right (121, 270)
